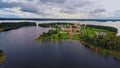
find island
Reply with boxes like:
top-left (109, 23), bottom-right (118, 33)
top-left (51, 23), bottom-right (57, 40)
top-left (0, 50), bottom-right (6, 64)
top-left (36, 22), bottom-right (120, 60)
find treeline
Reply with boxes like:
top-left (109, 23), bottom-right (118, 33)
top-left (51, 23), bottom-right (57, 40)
top-left (86, 25), bottom-right (117, 33)
top-left (0, 22), bottom-right (36, 28)
top-left (41, 30), bottom-right (57, 37)
top-left (81, 34), bottom-right (120, 51)
top-left (36, 30), bottom-right (58, 41)
top-left (0, 22), bottom-right (36, 31)
top-left (39, 23), bottom-right (73, 27)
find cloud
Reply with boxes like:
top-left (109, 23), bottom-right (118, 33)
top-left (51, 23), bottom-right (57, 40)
top-left (0, 0), bottom-right (119, 18)
top-left (40, 0), bottom-right (65, 3)
top-left (0, 1), bottom-right (20, 8)
top-left (90, 8), bottom-right (106, 14)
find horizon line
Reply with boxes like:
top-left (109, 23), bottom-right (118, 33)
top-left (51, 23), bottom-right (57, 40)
top-left (0, 18), bottom-right (120, 21)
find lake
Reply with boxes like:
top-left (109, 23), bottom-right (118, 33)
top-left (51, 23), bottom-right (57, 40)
top-left (0, 26), bottom-right (120, 68)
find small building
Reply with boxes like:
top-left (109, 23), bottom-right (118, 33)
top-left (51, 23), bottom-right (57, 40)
top-left (95, 31), bottom-right (107, 38)
top-left (60, 22), bottom-right (81, 35)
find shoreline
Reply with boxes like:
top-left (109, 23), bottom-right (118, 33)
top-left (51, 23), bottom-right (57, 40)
top-left (81, 40), bottom-right (120, 60)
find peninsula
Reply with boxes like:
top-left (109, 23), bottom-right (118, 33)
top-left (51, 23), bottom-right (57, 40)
top-left (36, 22), bottom-right (120, 60)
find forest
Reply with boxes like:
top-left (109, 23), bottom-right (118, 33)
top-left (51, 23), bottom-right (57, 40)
top-left (0, 22), bottom-right (36, 31)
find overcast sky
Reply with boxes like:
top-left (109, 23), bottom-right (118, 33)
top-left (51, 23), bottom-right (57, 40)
top-left (0, 0), bottom-right (120, 19)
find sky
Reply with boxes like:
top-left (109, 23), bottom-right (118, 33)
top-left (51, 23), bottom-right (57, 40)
top-left (0, 0), bottom-right (120, 19)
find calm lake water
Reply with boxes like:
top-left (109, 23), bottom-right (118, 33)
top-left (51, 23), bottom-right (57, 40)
top-left (0, 26), bottom-right (120, 68)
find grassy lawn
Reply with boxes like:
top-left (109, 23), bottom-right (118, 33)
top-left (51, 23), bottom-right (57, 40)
top-left (73, 34), bottom-right (80, 40)
top-left (86, 27), bottom-right (116, 36)
top-left (80, 26), bottom-right (116, 36)
top-left (61, 34), bottom-right (69, 39)
top-left (51, 33), bottom-right (70, 39)
top-left (51, 34), bottom-right (59, 39)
